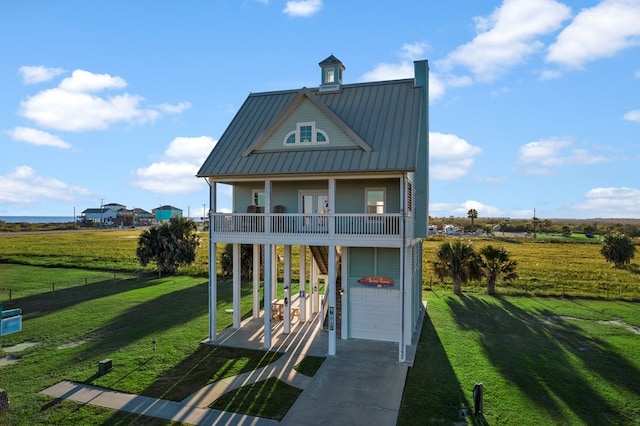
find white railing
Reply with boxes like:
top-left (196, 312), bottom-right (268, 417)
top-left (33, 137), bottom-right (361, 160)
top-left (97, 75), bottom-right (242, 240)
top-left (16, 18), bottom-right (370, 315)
top-left (210, 213), bottom-right (404, 240)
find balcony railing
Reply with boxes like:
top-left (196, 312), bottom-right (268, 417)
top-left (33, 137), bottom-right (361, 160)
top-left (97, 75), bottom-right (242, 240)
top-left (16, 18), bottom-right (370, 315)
top-left (209, 213), bottom-right (405, 241)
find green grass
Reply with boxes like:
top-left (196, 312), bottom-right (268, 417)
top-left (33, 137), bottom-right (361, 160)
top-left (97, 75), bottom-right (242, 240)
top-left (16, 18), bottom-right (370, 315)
top-left (210, 377), bottom-right (302, 420)
top-left (423, 235), bottom-right (640, 299)
top-left (0, 263), bottom-right (290, 425)
top-left (1, 231), bottom-right (639, 425)
top-left (399, 292), bottom-right (640, 425)
top-left (293, 355), bottom-right (325, 377)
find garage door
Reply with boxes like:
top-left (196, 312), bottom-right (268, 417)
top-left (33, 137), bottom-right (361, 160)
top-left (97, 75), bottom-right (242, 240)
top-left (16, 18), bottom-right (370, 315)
top-left (350, 287), bottom-right (399, 342)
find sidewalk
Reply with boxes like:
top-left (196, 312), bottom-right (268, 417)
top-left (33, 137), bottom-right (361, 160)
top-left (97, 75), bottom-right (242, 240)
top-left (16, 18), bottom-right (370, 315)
top-left (41, 309), bottom-right (422, 425)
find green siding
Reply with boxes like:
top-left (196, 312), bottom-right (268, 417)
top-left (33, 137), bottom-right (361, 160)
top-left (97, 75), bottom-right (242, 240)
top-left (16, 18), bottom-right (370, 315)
top-left (335, 179), bottom-right (400, 213)
top-left (257, 98), bottom-right (361, 152)
top-left (347, 247), bottom-right (400, 290)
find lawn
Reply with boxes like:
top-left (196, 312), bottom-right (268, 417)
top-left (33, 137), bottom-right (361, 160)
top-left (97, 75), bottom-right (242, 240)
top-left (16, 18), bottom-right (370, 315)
top-left (399, 292), bottom-right (640, 425)
top-left (0, 263), bottom-right (302, 424)
top-left (1, 230), bottom-right (639, 425)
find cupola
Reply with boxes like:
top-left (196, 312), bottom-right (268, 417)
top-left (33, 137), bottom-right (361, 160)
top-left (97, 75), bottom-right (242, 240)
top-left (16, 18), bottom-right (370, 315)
top-left (318, 54), bottom-right (345, 92)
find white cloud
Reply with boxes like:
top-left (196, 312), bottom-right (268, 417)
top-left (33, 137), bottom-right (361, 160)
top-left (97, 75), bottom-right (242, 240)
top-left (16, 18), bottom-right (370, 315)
top-left (283, 0), bottom-right (322, 17)
top-left (19, 65), bottom-right (65, 84)
top-left (132, 136), bottom-right (217, 194)
top-left (6, 127), bottom-right (71, 148)
top-left (441, 0), bottom-right (571, 81)
top-left (18, 69), bottom-right (189, 132)
top-left (58, 69), bottom-right (126, 92)
top-left (0, 166), bottom-right (90, 206)
top-left (430, 200), bottom-right (504, 218)
top-left (518, 138), bottom-right (609, 174)
top-left (547, 0), bottom-right (640, 69)
top-left (623, 110), bottom-right (640, 122)
top-left (430, 132), bottom-right (482, 180)
top-left (570, 186), bottom-right (640, 218)
top-left (156, 101), bottom-right (192, 114)
top-left (360, 43), bottom-right (445, 101)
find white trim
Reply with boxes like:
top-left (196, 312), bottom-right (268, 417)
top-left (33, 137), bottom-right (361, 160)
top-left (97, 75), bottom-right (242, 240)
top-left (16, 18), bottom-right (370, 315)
top-left (282, 121), bottom-right (330, 146)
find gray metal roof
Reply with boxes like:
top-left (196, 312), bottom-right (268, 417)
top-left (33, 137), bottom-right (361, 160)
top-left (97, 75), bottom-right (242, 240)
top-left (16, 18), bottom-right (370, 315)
top-left (197, 78), bottom-right (423, 180)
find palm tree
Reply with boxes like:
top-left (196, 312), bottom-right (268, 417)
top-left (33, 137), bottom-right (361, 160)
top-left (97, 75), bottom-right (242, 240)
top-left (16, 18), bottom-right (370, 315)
top-left (478, 245), bottom-right (518, 295)
top-left (137, 216), bottom-right (201, 275)
top-left (433, 240), bottom-right (482, 294)
top-left (467, 209), bottom-right (478, 232)
top-left (601, 232), bottom-right (636, 268)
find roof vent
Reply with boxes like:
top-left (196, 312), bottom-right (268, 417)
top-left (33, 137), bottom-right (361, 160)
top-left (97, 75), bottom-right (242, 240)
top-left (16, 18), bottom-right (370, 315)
top-left (318, 54), bottom-right (344, 92)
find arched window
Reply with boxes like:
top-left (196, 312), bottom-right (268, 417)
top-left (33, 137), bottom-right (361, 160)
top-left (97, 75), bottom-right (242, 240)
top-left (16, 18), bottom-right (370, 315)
top-left (283, 122), bottom-right (329, 146)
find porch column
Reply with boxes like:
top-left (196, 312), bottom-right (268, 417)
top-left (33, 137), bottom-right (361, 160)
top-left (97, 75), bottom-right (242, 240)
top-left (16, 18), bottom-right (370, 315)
top-left (272, 245), bottom-right (278, 297)
top-left (232, 243), bottom-right (241, 329)
top-left (299, 245), bottom-right (307, 322)
top-left (328, 178), bottom-right (335, 236)
top-left (310, 256), bottom-right (318, 313)
top-left (207, 180), bottom-right (217, 342)
top-left (252, 244), bottom-right (260, 319)
top-left (263, 243), bottom-right (273, 348)
top-left (340, 246), bottom-right (348, 339)
top-left (283, 245), bottom-right (291, 334)
top-left (328, 245), bottom-right (337, 356)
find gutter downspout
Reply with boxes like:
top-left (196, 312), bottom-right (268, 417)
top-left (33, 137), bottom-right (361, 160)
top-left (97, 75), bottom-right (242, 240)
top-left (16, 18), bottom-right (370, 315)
top-left (399, 174), bottom-right (406, 363)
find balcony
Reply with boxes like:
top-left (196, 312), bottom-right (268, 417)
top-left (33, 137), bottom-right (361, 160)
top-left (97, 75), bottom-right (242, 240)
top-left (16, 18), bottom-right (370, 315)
top-left (209, 213), bottom-right (410, 246)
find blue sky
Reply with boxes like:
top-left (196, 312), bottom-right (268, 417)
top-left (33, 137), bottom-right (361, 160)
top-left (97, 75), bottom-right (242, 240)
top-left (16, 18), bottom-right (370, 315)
top-left (1, 0), bottom-right (639, 220)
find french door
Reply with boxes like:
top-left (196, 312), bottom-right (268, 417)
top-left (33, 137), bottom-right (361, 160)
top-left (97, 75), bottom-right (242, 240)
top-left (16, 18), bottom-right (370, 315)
top-left (300, 191), bottom-right (328, 231)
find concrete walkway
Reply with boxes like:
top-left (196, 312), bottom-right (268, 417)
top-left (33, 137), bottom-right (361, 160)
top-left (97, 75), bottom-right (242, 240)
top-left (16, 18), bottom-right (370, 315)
top-left (41, 308), bottom-right (423, 425)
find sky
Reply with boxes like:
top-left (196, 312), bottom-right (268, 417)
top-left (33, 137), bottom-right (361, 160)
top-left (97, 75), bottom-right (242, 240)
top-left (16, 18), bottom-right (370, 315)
top-left (1, 0), bottom-right (639, 220)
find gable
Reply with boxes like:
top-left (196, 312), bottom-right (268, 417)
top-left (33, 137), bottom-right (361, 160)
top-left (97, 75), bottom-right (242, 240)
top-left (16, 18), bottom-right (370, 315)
top-left (197, 78), bottom-right (424, 179)
top-left (256, 98), bottom-right (363, 152)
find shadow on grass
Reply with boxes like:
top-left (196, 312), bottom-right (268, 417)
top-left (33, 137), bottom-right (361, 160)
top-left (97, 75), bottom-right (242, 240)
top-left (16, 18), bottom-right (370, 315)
top-left (447, 295), bottom-right (635, 425)
top-left (398, 312), bottom-right (482, 425)
top-left (5, 274), bottom-right (164, 321)
top-left (75, 281), bottom-right (210, 358)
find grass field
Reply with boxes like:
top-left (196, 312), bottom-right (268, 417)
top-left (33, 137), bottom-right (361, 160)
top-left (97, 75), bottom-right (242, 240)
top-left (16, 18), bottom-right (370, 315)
top-left (1, 230), bottom-right (639, 425)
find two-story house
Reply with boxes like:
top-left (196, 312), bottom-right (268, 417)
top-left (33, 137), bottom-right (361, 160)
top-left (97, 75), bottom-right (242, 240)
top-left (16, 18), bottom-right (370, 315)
top-left (197, 56), bottom-right (429, 363)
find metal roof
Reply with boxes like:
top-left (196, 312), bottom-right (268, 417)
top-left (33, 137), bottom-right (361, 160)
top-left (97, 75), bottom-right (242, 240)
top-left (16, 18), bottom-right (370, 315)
top-left (197, 78), bottom-right (424, 180)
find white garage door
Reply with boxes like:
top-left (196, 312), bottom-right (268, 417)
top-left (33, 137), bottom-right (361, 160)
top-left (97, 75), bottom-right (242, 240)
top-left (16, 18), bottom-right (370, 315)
top-left (350, 287), bottom-right (400, 342)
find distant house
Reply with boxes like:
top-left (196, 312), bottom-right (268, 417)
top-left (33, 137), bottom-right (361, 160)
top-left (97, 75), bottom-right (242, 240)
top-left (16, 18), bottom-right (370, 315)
top-left (197, 55), bottom-right (429, 362)
top-left (81, 208), bottom-right (117, 225)
top-left (153, 205), bottom-right (183, 222)
top-left (103, 203), bottom-right (126, 214)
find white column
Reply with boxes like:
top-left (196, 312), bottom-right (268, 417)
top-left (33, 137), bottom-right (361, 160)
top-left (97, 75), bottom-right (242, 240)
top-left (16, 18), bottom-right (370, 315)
top-left (283, 245), bottom-right (291, 334)
top-left (299, 245), bottom-right (307, 322)
top-left (263, 243), bottom-right (272, 348)
top-left (208, 180), bottom-right (217, 342)
top-left (341, 247), bottom-right (348, 339)
top-left (328, 178), bottom-right (335, 236)
top-left (272, 245), bottom-right (278, 297)
top-left (233, 243), bottom-right (241, 329)
top-left (253, 244), bottom-right (260, 319)
top-left (311, 257), bottom-right (318, 313)
top-left (328, 245), bottom-right (337, 356)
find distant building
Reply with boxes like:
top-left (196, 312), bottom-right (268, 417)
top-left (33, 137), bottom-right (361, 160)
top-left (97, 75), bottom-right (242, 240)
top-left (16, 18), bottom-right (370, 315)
top-left (153, 205), bottom-right (183, 222)
top-left (81, 207), bottom-right (117, 225)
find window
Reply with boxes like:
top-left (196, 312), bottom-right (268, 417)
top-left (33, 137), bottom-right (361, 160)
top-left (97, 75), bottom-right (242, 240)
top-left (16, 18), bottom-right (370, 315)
top-left (366, 188), bottom-right (385, 214)
top-left (283, 122), bottom-right (329, 146)
top-left (300, 125), bottom-right (312, 143)
top-left (325, 68), bottom-right (335, 83)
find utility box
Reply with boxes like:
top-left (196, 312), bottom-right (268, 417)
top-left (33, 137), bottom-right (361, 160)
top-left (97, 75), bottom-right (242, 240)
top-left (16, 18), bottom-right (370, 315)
top-left (98, 358), bottom-right (113, 375)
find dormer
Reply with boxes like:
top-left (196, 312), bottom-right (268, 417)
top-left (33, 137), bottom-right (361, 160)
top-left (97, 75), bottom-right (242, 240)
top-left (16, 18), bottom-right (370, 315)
top-left (319, 54), bottom-right (345, 93)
